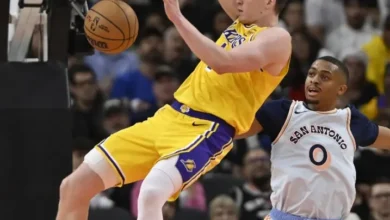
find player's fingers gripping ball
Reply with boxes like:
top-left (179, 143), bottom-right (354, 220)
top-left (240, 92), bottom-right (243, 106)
top-left (84, 0), bottom-right (139, 54)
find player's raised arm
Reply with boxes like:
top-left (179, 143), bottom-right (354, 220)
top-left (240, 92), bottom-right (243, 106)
top-left (163, 0), bottom-right (291, 75)
top-left (218, 0), bottom-right (239, 20)
top-left (349, 106), bottom-right (390, 149)
top-left (371, 126), bottom-right (390, 150)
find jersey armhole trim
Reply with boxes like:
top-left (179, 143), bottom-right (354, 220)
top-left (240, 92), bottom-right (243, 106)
top-left (272, 100), bottom-right (296, 145)
top-left (346, 108), bottom-right (357, 151)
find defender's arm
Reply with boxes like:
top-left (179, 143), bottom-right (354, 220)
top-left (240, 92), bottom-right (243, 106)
top-left (173, 16), bottom-right (291, 75)
top-left (235, 120), bottom-right (263, 139)
top-left (234, 100), bottom-right (293, 140)
top-left (371, 126), bottom-right (390, 150)
top-left (218, 0), bottom-right (238, 20)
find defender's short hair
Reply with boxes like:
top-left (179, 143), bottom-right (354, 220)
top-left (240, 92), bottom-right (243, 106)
top-left (317, 56), bottom-right (350, 83)
top-left (275, 0), bottom-right (289, 14)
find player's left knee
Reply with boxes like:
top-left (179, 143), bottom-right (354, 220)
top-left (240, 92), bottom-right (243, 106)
top-left (59, 163), bottom-right (105, 203)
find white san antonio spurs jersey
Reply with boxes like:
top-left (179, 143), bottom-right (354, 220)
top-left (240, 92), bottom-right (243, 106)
top-left (270, 101), bottom-right (357, 219)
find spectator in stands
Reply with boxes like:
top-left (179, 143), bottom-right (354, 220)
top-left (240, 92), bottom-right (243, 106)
top-left (304, 0), bottom-right (345, 43)
top-left (338, 48), bottom-right (379, 119)
top-left (230, 148), bottom-right (272, 220)
top-left (110, 28), bottom-right (164, 112)
top-left (206, 7), bottom-right (231, 41)
top-left (69, 64), bottom-right (107, 143)
top-left (209, 195), bottom-right (239, 220)
top-left (363, 15), bottom-right (390, 94)
top-left (162, 201), bottom-right (178, 220)
top-left (163, 26), bottom-right (196, 82)
top-left (375, 111), bottom-right (390, 128)
top-left (355, 149), bottom-right (390, 197)
top-left (365, 1), bottom-right (381, 34)
top-left (369, 178), bottom-right (390, 220)
top-left (179, 182), bottom-right (207, 212)
top-left (281, 0), bottom-right (305, 33)
top-left (144, 11), bottom-right (168, 32)
top-left (179, 0), bottom-right (208, 33)
top-left (326, 0), bottom-right (373, 58)
top-left (84, 49), bottom-right (139, 88)
top-left (132, 66), bottom-right (180, 123)
top-left (285, 30), bottom-right (322, 100)
top-left (351, 189), bottom-right (368, 220)
top-left (102, 99), bottom-right (130, 134)
top-left (377, 0), bottom-right (390, 26)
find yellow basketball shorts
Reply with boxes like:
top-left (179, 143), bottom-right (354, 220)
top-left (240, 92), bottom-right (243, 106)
top-left (94, 101), bottom-right (235, 200)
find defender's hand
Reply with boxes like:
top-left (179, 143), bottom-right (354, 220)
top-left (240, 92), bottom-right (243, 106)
top-left (163, 0), bottom-right (182, 23)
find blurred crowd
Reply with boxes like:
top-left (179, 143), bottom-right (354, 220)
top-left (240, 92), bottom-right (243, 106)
top-left (60, 0), bottom-right (390, 219)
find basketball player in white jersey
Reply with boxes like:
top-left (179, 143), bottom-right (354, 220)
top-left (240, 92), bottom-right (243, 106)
top-left (238, 56), bottom-right (390, 219)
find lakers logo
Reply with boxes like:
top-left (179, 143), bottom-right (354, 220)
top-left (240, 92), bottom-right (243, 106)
top-left (180, 159), bottom-right (196, 172)
top-left (180, 105), bottom-right (190, 113)
top-left (91, 17), bottom-right (100, 31)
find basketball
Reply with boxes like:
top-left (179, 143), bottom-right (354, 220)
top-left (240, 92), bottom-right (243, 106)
top-left (84, 0), bottom-right (139, 54)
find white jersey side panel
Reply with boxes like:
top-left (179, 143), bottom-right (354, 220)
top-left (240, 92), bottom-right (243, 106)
top-left (270, 101), bottom-right (356, 219)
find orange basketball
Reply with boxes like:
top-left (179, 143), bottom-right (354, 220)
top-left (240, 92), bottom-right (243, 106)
top-left (84, 0), bottom-right (139, 54)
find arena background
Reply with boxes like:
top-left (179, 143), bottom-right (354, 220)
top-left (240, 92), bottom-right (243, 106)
top-left (3, 0), bottom-right (390, 219)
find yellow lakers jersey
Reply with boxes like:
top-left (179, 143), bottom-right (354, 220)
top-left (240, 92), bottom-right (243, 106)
top-left (174, 20), bottom-right (290, 135)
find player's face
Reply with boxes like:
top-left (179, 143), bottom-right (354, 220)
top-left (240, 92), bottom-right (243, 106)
top-left (236, 0), bottom-right (269, 24)
top-left (305, 60), bottom-right (347, 106)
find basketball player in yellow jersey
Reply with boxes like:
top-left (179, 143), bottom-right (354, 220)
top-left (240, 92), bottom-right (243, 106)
top-left (56, 0), bottom-right (291, 220)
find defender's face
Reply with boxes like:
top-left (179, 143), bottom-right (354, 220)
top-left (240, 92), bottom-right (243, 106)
top-left (305, 60), bottom-right (345, 104)
top-left (236, 0), bottom-right (268, 24)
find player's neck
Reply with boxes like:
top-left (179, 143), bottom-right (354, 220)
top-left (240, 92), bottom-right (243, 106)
top-left (306, 102), bottom-right (337, 112)
top-left (254, 15), bottom-right (279, 27)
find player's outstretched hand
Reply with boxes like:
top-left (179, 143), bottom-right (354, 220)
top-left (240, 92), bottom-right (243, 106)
top-left (163, 0), bottom-right (182, 23)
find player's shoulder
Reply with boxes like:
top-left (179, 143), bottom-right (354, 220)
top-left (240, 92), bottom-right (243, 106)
top-left (343, 104), bottom-right (366, 120)
top-left (257, 98), bottom-right (294, 116)
top-left (256, 99), bottom-right (294, 141)
top-left (254, 26), bottom-right (291, 41)
top-left (263, 98), bottom-right (293, 108)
